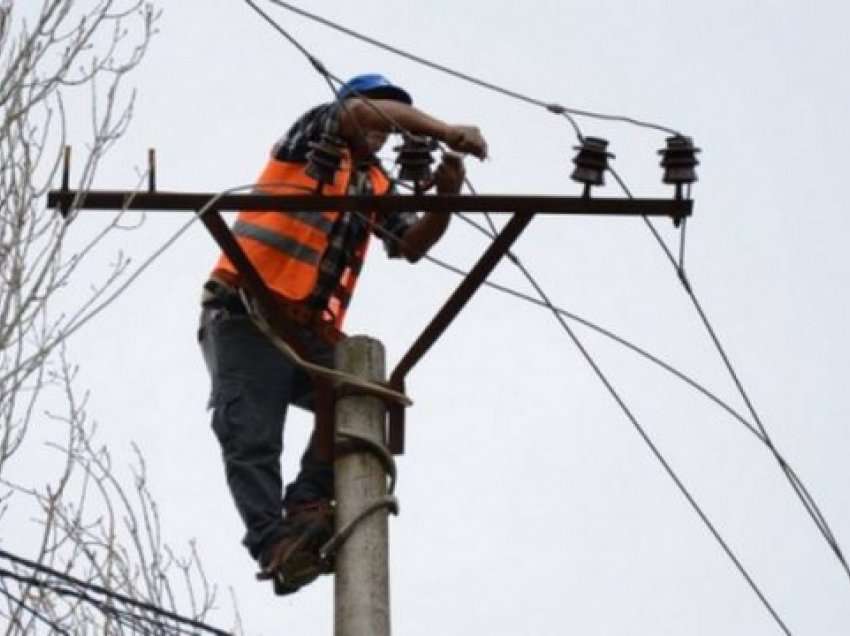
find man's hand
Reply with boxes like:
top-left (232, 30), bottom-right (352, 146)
top-left (444, 125), bottom-right (487, 160)
top-left (432, 152), bottom-right (466, 194)
top-left (400, 154), bottom-right (462, 261)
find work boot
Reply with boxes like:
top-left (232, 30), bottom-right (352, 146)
top-left (257, 500), bottom-right (335, 596)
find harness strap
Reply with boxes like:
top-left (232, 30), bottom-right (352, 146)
top-left (204, 275), bottom-right (345, 345)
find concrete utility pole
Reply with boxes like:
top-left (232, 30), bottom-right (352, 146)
top-left (334, 336), bottom-right (391, 636)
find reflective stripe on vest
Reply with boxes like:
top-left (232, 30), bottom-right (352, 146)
top-left (275, 210), bottom-right (335, 235)
top-left (233, 219), bottom-right (322, 266)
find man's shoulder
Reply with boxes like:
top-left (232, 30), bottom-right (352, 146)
top-left (289, 102), bottom-right (340, 140)
top-left (272, 102), bottom-right (338, 162)
top-left (297, 102), bottom-right (337, 124)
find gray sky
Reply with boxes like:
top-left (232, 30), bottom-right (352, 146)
top-left (25, 1), bottom-right (850, 633)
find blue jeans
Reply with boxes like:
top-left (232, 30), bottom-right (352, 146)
top-left (199, 304), bottom-right (335, 560)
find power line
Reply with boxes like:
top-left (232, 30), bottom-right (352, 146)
top-left (485, 230), bottom-right (792, 635)
top-left (607, 166), bottom-right (850, 582)
top-left (0, 577), bottom-right (71, 635)
top-left (612, 155), bottom-right (848, 578)
top-left (0, 549), bottom-right (230, 636)
top-left (259, 0), bottom-right (681, 138)
top-left (243, 0), bottom-right (413, 142)
top-left (245, 0), bottom-right (576, 163)
top-left (450, 206), bottom-right (850, 561)
top-left (455, 199), bottom-right (850, 576)
top-left (356, 205), bottom-right (792, 634)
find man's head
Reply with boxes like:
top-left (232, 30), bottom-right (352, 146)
top-left (337, 73), bottom-right (412, 105)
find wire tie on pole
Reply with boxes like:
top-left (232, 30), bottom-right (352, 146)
top-left (676, 267), bottom-right (691, 293)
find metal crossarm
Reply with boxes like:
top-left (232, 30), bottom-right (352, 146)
top-left (47, 189), bottom-right (692, 219)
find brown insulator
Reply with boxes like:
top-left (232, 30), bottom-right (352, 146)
top-left (659, 135), bottom-right (701, 189)
top-left (306, 133), bottom-right (347, 187)
top-left (571, 137), bottom-right (614, 196)
top-left (395, 135), bottom-right (437, 184)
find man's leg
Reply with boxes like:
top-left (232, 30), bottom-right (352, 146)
top-left (283, 333), bottom-right (336, 509)
top-left (257, 329), bottom-right (337, 593)
top-left (200, 306), bottom-right (297, 561)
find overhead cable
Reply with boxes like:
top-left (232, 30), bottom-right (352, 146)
top-left (1, 534), bottom-right (230, 631)
top-left (243, 0), bottom-right (420, 143)
top-left (608, 164), bottom-right (850, 581)
top-left (0, 579), bottom-right (71, 635)
top-left (481, 226), bottom-right (792, 636)
top-left (391, 176), bottom-right (794, 632)
top-left (454, 204), bottom-right (842, 571)
top-left (260, 0), bottom-right (681, 138)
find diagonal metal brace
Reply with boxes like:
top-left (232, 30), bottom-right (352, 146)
top-left (387, 211), bottom-right (536, 454)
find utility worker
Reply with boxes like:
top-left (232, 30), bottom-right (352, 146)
top-left (199, 73), bottom-right (487, 594)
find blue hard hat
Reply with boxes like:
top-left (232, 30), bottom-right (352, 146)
top-left (338, 73), bottom-right (412, 105)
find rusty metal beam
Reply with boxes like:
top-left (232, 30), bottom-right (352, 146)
top-left (47, 189), bottom-right (692, 220)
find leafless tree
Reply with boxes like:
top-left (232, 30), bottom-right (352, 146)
top-left (0, 2), bottom-right (240, 633)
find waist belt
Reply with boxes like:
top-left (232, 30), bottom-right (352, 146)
top-left (202, 279), bottom-right (345, 345)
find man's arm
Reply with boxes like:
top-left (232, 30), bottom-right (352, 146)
top-left (337, 98), bottom-right (488, 160)
top-left (395, 153), bottom-right (465, 263)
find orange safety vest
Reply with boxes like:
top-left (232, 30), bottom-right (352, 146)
top-left (212, 155), bottom-right (391, 330)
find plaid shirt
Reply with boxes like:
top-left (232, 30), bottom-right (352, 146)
top-left (273, 103), bottom-right (417, 317)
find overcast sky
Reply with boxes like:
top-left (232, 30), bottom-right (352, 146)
top-left (17, 1), bottom-right (850, 634)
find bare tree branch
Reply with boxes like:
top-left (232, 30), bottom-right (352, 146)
top-left (0, 2), bottom-right (238, 633)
